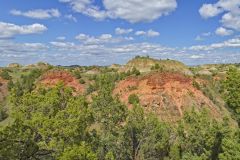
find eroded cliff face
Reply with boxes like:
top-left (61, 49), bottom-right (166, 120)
top-left (38, 70), bottom-right (85, 94)
top-left (114, 72), bottom-right (222, 122)
top-left (0, 77), bottom-right (8, 102)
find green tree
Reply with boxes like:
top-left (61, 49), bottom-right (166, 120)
top-left (73, 70), bottom-right (82, 79)
top-left (1, 83), bottom-right (93, 159)
top-left (132, 67), bottom-right (140, 76)
top-left (90, 73), bottom-right (127, 159)
top-left (0, 70), bottom-right (11, 80)
top-left (123, 105), bottom-right (171, 160)
top-left (177, 109), bottom-right (224, 160)
top-left (59, 143), bottom-right (97, 160)
top-left (223, 67), bottom-right (240, 123)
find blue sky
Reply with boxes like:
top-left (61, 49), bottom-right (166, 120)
top-left (0, 0), bottom-right (240, 66)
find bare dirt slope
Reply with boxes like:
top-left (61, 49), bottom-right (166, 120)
top-left (38, 70), bottom-right (85, 94)
top-left (114, 72), bottom-right (223, 122)
top-left (0, 77), bottom-right (8, 102)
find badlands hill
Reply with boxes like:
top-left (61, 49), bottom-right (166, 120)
top-left (0, 56), bottom-right (238, 125)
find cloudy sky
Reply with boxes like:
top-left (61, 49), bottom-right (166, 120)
top-left (0, 0), bottom-right (240, 66)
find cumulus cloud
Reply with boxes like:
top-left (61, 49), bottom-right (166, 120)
top-left (199, 4), bottom-right (222, 19)
top-left (103, 0), bottom-right (177, 23)
top-left (50, 41), bottom-right (76, 50)
top-left (189, 37), bottom-right (240, 51)
top-left (221, 12), bottom-right (240, 31)
top-left (215, 27), bottom-right (233, 36)
top-left (135, 29), bottom-right (160, 37)
top-left (10, 9), bottom-right (61, 19)
top-left (2, 36), bottom-right (240, 66)
top-left (75, 33), bottom-right (132, 44)
top-left (147, 29), bottom-right (160, 37)
top-left (199, 0), bottom-right (240, 31)
top-left (59, 0), bottom-right (177, 23)
top-left (115, 28), bottom-right (133, 35)
top-left (64, 14), bottom-right (77, 22)
top-left (0, 40), bottom-right (48, 66)
top-left (135, 31), bottom-right (146, 36)
top-left (56, 36), bottom-right (66, 41)
top-left (0, 22), bottom-right (47, 38)
top-left (190, 55), bottom-right (204, 59)
top-left (195, 32), bottom-right (212, 41)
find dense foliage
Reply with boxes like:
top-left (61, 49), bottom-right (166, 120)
top-left (0, 68), bottom-right (239, 159)
top-left (0, 69), bottom-right (11, 80)
top-left (223, 67), bottom-right (240, 124)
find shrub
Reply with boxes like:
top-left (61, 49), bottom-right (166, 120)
top-left (192, 80), bottom-right (201, 90)
top-left (79, 79), bottom-right (86, 84)
top-left (87, 84), bottom-right (96, 94)
top-left (74, 70), bottom-right (82, 79)
top-left (7, 80), bottom-right (14, 90)
top-left (0, 105), bottom-right (8, 122)
top-left (151, 64), bottom-right (163, 71)
top-left (132, 67), bottom-right (140, 76)
top-left (128, 94), bottom-right (140, 104)
top-left (0, 70), bottom-right (11, 80)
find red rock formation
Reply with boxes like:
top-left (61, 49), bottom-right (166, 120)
top-left (0, 77), bottom-right (8, 102)
top-left (114, 72), bottom-right (222, 122)
top-left (39, 70), bottom-right (85, 94)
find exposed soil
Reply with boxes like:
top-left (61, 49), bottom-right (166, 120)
top-left (113, 72), bottom-right (222, 122)
top-left (0, 77), bottom-right (8, 102)
top-left (39, 70), bottom-right (85, 94)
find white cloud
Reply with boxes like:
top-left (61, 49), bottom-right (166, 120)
top-left (195, 35), bottom-right (203, 41)
top-left (221, 12), bottom-right (240, 31)
top-left (147, 29), bottom-right (160, 37)
top-left (103, 0), bottom-right (177, 23)
top-left (199, 0), bottom-right (240, 31)
top-left (59, 0), bottom-right (177, 23)
top-left (56, 36), bottom-right (66, 41)
top-left (10, 9), bottom-right (61, 19)
top-left (115, 28), bottom-right (133, 35)
top-left (64, 14), bottom-right (77, 22)
top-left (189, 37), bottom-right (240, 51)
top-left (202, 32), bottom-right (211, 36)
top-left (59, 0), bottom-right (91, 12)
top-left (190, 55), bottom-right (204, 59)
top-left (135, 29), bottom-right (160, 37)
top-left (135, 31), bottom-right (146, 36)
top-left (215, 27), bottom-right (233, 36)
top-left (23, 43), bottom-right (48, 51)
top-left (50, 41), bottom-right (75, 49)
top-left (0, 22), bottom-right (47, 38)
top-left (195, 32), bottom-right (212, 41)
top-left (0, 40), bottom-right (47, 59)
top-left (75, 33), bottom-right (129, 44)
top-left (2, 36), bottom-right (240, 66)
top-left (199, 4), bottom-right (222, 19)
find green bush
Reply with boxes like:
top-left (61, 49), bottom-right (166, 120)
top-left (128, 94), bottom-right (140, 104)
top-left (79, 79), bottom-right (86, 84)
top-left (151, 63), bottom-right (164, 72)
top-left (7, 80), bottom-right (14, 90)
top-left (132, 67), bottom-right (140, 76)
top-left (73, 70), bottom-right (82, 79)
top-left (192, 80), bottom-right (201, 90)
top-left (0, 70), bottom-right (11, 80)
top-left (0, 105), bottom-right (8, 122)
